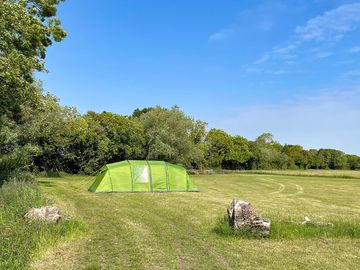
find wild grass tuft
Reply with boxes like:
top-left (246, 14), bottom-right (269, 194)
top-left (214, 216), bottom-right (360, 240)
top-left (213, 216), bottom-right (269, 239)
top-left (0, 180), bottom-right (83, 270)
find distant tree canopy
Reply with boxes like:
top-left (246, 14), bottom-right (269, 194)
top-left (131, 107), bottom-right (153, 118)
top-left (1, 0), bottom-right (359, 183)
top-left (140, 106), bottom-right (206, 168)
top-left (2, 95), bottom-right (360, 177)
top-left (346, 155), bottom-right (360, 170)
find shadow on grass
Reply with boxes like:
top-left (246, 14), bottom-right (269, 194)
top-left (37, 180), bottom-right (57, 187)
top-left (36, 171), bottom-right (71, 178)
top-left (213, 216), bottom-right (360, 240)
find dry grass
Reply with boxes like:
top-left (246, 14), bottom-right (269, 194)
top-left (31, 171), bottom-right (360, 269)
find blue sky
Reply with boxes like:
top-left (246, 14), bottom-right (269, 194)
top-left (39, 0), bottom-right (360, 155)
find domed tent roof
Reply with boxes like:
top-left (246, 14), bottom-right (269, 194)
top-left (89, 160), bottom-right (199, 193)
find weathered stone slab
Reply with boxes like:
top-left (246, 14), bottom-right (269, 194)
top-left (24, 206), bottom-right (61, 223)
top-left (227, 198), bottom-right (271, 236)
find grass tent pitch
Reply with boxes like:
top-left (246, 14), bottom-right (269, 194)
top-left (89, 160), bottom-right (199, 193)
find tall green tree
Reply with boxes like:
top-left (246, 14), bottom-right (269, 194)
top-left (306, 149), bottom-right (321, 169)
top-left (205, 131), bottom-right (251, 170)
top-left (0, 116), bottom-right (39, 182)
top-left (28, 94), bottom-right (85, 173)
top-left (0, 0), bottom-right (65, 182)
top-left (0, 0), bottom-right (66, 120)
top-left (249, 133), bottom-right (292, 170)
top-left (187, 120), bottom-right (207, 168)
top-left (204, 129), bottom-right (232, 168)
top-left (84, 111), bottom-right (145, 163)
top-left (140, 106), bottom-right (205, 167)
top-left (316, 149), bottom-right (347, 169)
top-left (346, 155), bottom-right (360, 170)
top-left (282, 144), bottom-right (307, 169)
top-left (225, 136), bottom-right (251, 169)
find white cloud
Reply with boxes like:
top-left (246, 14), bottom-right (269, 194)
top-left (315, 51), bottom-right (333, 58)
top-left (273, 44), bottom-right (297, 54)
top-left (244, 66), bottom-right (286, 75)
top-left (208, 2), bottom-right (286, 42)
top-left (254, 53), bottom-right (270, 64)
top-left (213, 88), bottom-right (360, 155)
top-left (269, 69), bottom-right (286, 75)
top-left (208, 29), bottom-right (233, 42)
top-left (348, 46), bottom-right (360, 53)
top-left (248, 3), bottom-right (360, 73)
top-left (343, 69), bottom-right (360, 77)
top-left (295, 3), bottom-right (360, 42)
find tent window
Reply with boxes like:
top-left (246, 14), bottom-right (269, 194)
top-left (132, 165), bottom-right (149, 183)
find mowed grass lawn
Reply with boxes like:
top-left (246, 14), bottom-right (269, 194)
top-left (32, 172), bottom-right (360, 270)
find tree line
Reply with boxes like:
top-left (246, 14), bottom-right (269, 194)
top-left (2, 92), bottom-right (360, 179)
top-left (1, 0), bottom-right (359, 183)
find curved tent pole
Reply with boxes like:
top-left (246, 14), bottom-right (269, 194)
top-left (165, 161), bottom-right (170, 191)
top-left (186, 174), bottom-right (189, 191)
top-left (146, 160), bottom-right (153, 192)
top-left (127, 160), bottom-right (134, 192)
top-left (107, 165), bottom-right (114, 192)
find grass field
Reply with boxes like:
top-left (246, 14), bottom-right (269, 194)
top-left (31, 172), bottom-right (360, 269)
top-left (237, 170), bottom-right (360, 179)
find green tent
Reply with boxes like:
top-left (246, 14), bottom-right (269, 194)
top-left (89, 160), bottom-right (199, 193)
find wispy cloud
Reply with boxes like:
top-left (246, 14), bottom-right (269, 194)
top-left (215, 88), bottom-right (360, 154)
top-left (269, 69), bottom-right (286, 75)
top-left (295, 3), bottom-right (360, 42)
top-left (208, 28), bottom-right (233, 42)
top-left (315, 51), bottom-right (333, 59)
top-left (253, 53), bottom-right (270, 64)
top-left (208, 2), bottom-right (285, 42)
top-left (249, 2), bottom-right (360, 72)
top-left (343, 69), bottom-right (360, 77)
top-left (348, 46), bottom-right (360, 53)
top-left (244, 66), bottom-right (286, 75)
